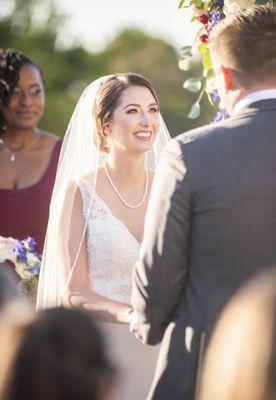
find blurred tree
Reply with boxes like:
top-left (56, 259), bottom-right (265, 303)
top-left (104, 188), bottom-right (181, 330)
top-left (0, 0), bottom-right (215, 138)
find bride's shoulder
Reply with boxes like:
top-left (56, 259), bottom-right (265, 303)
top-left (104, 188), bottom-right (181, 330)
top-left (62, 173), bottom-right (96, 203)
top-left (73, 172), bottom-right (97, 189)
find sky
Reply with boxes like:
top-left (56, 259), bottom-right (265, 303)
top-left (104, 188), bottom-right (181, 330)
top-left (54, 0), bottom-right (199, 53)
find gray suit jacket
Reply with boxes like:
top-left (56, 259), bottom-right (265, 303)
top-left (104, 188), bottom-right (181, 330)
top-left (132, 99), bottom-right (276, 400)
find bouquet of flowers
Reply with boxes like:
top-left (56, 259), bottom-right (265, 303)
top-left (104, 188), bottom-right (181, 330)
top-left (178, 0), bottom-right (276, 119)
top-left (0, 236), bottom-right (41, 300)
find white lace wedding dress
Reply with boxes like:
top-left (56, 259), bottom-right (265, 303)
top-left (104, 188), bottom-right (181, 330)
top-left (78, 179), bottom-right (159, 400)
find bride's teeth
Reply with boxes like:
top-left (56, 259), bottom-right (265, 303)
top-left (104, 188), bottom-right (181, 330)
top-left (135, 131), bottom-right (151, 138)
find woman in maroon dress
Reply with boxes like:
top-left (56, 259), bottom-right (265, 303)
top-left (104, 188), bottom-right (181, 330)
top-left (0, 49), bottom-right (62, 255)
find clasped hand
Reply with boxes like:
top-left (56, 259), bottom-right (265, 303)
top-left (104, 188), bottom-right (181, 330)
top-left (127, 309), bottom-right (144, 343)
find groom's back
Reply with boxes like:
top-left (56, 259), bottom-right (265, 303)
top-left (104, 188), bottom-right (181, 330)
top-left (179, 99), bottom-right (276, 333)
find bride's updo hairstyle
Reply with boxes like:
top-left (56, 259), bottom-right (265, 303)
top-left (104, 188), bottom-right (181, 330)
top-left (93, 73), bottom-right (159, 153)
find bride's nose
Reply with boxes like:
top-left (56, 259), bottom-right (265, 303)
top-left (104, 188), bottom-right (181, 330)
top-left (139, 111), bottom-right (150, 126)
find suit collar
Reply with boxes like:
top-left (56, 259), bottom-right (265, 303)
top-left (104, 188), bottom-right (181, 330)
top-left (234, 89), bottom-right (276, 114)
top-left (234, 98), bottom-right (276, 117)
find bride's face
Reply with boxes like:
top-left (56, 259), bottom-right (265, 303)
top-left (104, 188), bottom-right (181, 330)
top-left (105, 85), bottom-right (160, 154)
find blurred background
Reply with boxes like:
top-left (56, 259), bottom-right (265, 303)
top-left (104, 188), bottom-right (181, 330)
top-left (0, 0), bottom-right (217, 138)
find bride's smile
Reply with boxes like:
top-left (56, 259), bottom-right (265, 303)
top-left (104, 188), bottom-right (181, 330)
top-left (104, 85), bottom-right (160, 153)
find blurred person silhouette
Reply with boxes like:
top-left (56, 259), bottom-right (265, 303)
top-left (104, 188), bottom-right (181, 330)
top-left (0, 263), bottom-right (19, 310)
top-left (0, 48), bottom-right (62, 255)
top-left (199, 268), bottom-right (276, 400)
top-left (0, 307), bottom-right (116, 400)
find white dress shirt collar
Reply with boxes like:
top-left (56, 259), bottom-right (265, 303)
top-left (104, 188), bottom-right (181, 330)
top-left (234, 89), bottom-right (276, 115)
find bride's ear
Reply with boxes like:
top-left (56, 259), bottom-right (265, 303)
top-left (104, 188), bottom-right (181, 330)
top-left (101, 123), bottom-right (111, 153)
top-left (103, 123), bottom-right (110, 136)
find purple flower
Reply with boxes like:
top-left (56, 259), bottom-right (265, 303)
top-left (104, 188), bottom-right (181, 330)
top-left (214, 0), bottom-right (224, 7)
top-left (29, 264), bottom-right (40, 275)
top-left (214, 110), bottom-right (229, 122)
top-left (25, 236), bottom-right (36, 252)
top-left (210, 10), bottom-right (225, 27)
top-left (13, 241), bottom-right (27, 263)
top-left (212, 90), bottom-right (220, 103)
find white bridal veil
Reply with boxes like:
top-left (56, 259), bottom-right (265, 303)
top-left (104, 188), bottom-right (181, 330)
top-left (36, 75), bottom-right (171, 309)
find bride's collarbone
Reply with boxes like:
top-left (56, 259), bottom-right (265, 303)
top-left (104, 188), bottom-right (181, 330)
top-left (96, 189), bottom-right (146, 242)
top-left (93, 168), bottom-right (152, 240)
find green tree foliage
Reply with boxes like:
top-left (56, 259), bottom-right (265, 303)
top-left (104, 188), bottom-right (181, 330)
top-left (0, 0), bottom-right (215, 138)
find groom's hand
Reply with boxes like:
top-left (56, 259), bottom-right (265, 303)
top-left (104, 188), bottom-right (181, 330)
top-left (129, 310), bottom-right (144, 343)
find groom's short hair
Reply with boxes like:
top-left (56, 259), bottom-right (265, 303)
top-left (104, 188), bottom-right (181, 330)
top-left (209, 6), bottom-right (276, 89)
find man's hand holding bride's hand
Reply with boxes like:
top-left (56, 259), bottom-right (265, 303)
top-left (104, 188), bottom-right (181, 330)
top-left (129, 310), bottom-right (144, 343)
top-left (117, 306), bottom-right (132, 324)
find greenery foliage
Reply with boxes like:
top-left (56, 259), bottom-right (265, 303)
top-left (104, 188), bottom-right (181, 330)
top-left (178, 0), bottom-right (276, 119)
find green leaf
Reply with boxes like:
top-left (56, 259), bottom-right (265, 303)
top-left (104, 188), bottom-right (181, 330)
top-left (178, 58), bottom-right (192, 71)
top-left (198, 44), bottom-right (212, 70)
top-left (205, 76), bottom-right (216, 93)
top-left (180, 46), bottom-right (193, 58)
top-left (206, 91), bottom-right (214, 106)
top-left (203, 68), bottom-right (215, 78)
top-left (188, 103), bottom-right (201, 119)
top-left (191, 0), bottom-right (204, 8)
top-left (178, 0), bottom-right (186, 8)
top-left (183, 78), bottom-right (202, 92)
top-left (202, 51), bottom-right (212, 70)
top-left (198, 43), bottom-right (208, 56)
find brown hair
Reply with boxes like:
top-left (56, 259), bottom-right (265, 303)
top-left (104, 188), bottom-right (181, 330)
top-left (93, 73), bottom-right (159, 153)
top-left (209, 6), bottom-right (276, 89)
top-left (0, 307), bottom-right (115, 400)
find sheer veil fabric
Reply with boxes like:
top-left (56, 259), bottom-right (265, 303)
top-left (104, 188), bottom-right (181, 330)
top-left (36, 75), bottom-right (171, 309)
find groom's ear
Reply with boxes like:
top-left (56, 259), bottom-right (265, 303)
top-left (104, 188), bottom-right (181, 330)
top-left (220, 65), bottom-right (234, 91)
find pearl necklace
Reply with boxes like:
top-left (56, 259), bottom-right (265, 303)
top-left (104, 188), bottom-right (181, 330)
top-left (104, 164), bottom-right (149, 209)
top-left (0, 134), bottom-right (39, 162)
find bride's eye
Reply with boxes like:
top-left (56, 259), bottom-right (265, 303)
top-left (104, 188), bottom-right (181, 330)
top-left (126, 108), bottom-right (138, 114)
top-left (149, 107), bottom-right (159, 113)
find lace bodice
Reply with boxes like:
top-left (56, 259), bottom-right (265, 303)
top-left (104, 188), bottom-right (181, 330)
top-left (78, 179), bottom-right (140, 305)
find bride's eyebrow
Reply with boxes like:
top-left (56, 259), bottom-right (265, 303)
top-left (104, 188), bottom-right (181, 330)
top-left (123, 102), bottom-right (158, 109)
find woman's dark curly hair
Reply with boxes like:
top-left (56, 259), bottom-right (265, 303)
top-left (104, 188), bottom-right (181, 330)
top-left (0, 49), bottom-right (43, 135)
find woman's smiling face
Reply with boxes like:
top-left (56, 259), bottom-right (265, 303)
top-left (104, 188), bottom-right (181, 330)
top-left (105, 85), bottom-right (160, 154)
top-left (2, 64), bottom-right (45, 131)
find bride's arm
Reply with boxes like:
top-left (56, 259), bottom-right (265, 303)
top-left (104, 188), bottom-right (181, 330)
top-left (62, 185), bottom-right (132, 324)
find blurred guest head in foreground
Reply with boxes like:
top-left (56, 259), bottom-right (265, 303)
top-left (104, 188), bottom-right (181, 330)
top-left (0, 307), bottom-right (116, 400)
top-left (0, 264), bottom-right (19, 310)
top-left (199, 268), bottom-right (276, 400)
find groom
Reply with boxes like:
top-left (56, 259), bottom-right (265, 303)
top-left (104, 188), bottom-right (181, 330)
top-left (131, 6), bottom-right (276, 400)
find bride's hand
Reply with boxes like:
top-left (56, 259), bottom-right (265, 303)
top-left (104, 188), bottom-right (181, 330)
top-left (129, 311), bottom-right (144, 342)
top-left (117, 306), bottom-right (133, 324)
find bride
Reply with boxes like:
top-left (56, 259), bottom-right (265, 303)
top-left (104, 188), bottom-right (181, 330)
top-left (36, 73), bottom-right (170, 399)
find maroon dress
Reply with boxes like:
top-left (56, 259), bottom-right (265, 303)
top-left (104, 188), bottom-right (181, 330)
top-left (0, 140), bottom-right (62, 255)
